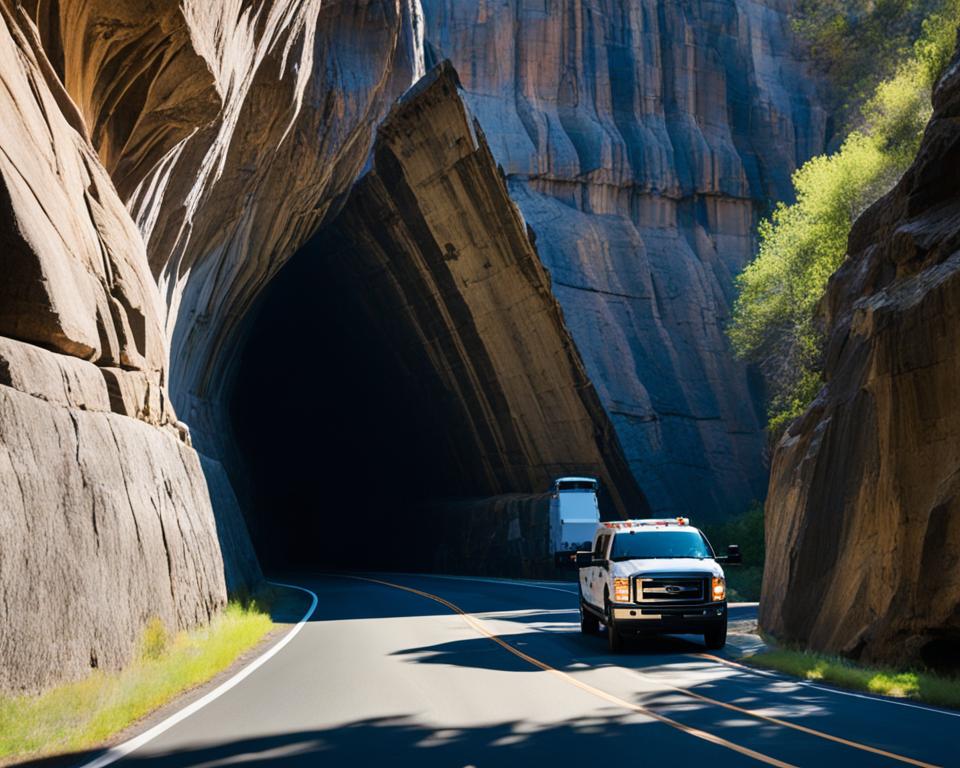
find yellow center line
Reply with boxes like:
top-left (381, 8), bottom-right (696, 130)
top-left (344, 575), bottom-right (795, 768)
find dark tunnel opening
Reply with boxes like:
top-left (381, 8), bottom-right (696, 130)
top-left (230, 231), bottom-right (480, 573)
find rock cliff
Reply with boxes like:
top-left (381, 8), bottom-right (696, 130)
top-left (421, 0), bottom-right (827, 517)
top-left (762, 45), bottom-right (960, 667)
top-left (0, 2), bottom-right (226, 692)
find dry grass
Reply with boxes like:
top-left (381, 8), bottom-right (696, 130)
top-left (0, 601), bottom-right (273, 764)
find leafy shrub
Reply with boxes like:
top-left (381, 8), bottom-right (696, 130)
top-left (792, 0), bottom-right (950, 128)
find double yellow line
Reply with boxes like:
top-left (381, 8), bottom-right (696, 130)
top-left (346, 575), bottom-right (940, 768)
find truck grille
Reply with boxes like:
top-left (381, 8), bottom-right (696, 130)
top-left (634, 577), bottom-right (705, 603)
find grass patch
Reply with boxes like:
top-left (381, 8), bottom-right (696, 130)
top-left (748, 648), bottom-right (960, 710)
top-left (0, 601), bottom-right (273, 764)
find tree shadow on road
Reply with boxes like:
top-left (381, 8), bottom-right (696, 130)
top-left (18, 710), bottom-right (742, 768)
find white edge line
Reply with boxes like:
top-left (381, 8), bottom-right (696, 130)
top-left (724, 657), bottom-right (960, 719)
top-left (76, 581), bottom-right (319, 768)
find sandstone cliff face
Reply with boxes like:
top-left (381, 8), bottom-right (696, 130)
top-left (762, 48), bottom-right (960, 666)
top-left (421, 0), bottom-right (827, 518)
top-left (325, 63), bottom-right (645, 515)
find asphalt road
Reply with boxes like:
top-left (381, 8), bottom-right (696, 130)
top-left (82, 574), bottom-right (958, 767)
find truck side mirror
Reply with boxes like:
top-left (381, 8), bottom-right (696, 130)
top-left (719, 544), bottom-right (742, 565)
top-left (576, 551), bottom-right (593, 568)
top-left (554, 550), bottom-right (578, 570)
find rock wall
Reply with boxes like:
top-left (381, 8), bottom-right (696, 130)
top-left (325, 63), bottom-right (646, 516)
top-left (0, 0), bottom-right (424, 692)
top-left (762, 47), bottom-right (960, 666)
top-left (421, 0), bottom-right (827, 518)
top-left (418, 495), bottom-right (557, 579)
top-left (0, 2), bottom-right (228, 692)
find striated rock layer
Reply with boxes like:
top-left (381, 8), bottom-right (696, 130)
top-left (324, 62), bottom-right (646, 516)
top-left (762, 47), bottom-right (960, 666)
top-left (421, 0), bottom-right (827, 517)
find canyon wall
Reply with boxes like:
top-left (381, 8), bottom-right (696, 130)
top-left (762, 46), bottom-right (960, 666)
top-left (421, 0), bottom-right (827, 518)
top-left (17, 0), bottom-right (426, 462)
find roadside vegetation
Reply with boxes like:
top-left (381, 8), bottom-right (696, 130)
top-left (0, 600), bottom-right (273, 764)
top-left (702, 504), bottom-right (764, 601)
top-left (729, 0), bottom-right (960, 436)
top-left (747, 647), bottom-right (960, 709)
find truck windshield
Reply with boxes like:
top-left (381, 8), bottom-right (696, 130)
top-left (610, 530), bottom-right (712, 561)
top-left (558, 481), bottom-right (596, 491)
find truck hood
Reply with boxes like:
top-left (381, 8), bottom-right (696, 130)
top-left (610, 558), bottom-right (724, 579)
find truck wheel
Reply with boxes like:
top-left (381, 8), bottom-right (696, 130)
top-left (604, 594), bottom-right (624, 652)
top-left (580, 601), bottom-right (600, 635)
top-left (704, 620), bottom-right (728, 650)
top-left (606, 621), bottom-right (624, 653)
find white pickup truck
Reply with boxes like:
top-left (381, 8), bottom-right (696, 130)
top-left (572, 518), bottom-right (740, 652)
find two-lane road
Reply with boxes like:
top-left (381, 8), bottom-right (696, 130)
top-left (84, 574), bottom-right (957, 767)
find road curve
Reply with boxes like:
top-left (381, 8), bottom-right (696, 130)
top-left (78, 574), bottom-right (956, 767)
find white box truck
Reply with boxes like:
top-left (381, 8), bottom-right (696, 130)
top-left (549, 476), bottom-right (601, 553)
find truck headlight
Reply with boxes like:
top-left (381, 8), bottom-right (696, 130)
top-left (712, 577), bottom-right (726, 602)
top-left (613, 578), bottom-right (631, 602)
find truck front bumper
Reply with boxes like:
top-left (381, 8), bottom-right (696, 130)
top-left (609, 601), bottom-right (726, 635)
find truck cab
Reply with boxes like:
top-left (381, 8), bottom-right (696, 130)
top-left (576, 519), bottom-right (740, 652)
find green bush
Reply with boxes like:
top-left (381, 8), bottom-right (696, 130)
top-left (729, 7), bottom-right (959, 435)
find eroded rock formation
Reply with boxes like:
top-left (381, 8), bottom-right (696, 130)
top-left (324, 63), bottom-right (645, 516)
top-left (762, 46), bottom-right (960, 666)
top-left (421, 0), bottom-right (827, 517)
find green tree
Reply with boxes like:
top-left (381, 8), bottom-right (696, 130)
top-left (793, 0), bottom-right (949, 131)
top-left (730, 7), bottom-right (959, 435)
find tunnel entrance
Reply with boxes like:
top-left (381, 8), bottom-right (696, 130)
top-left (229, 230), bottom-right (476, 573)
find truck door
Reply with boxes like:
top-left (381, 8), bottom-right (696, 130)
top-left (584, 532), bottom-right (609, 608)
